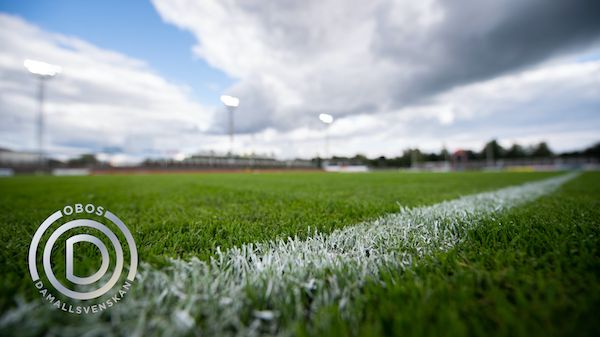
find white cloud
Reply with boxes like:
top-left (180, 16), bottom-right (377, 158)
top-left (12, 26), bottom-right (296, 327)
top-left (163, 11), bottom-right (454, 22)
top-left (150, 0), bottom-right (600, 156)
top-left (219, 59), bottom-right (600, 158)
top-left (152, 0), bottom-right (600, 130)
top-left (0, 14), bottom-right (215, 162)
top-left (2, 0), bottom-right (600, 162)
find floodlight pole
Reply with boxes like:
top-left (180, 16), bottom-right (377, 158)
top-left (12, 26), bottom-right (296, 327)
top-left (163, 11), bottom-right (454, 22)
top-left (324, 127), bottom-right (330, 159)
top-left (220, 95), bottom-right (239, 156)
top-left (486, 142), bottom-right (494, 167)
top-left (411, 149), bottom-right (419, 170)
top-left (318, 113), bottom-right (334, 162)
top-left (25, 60), bottom-right (60, 169)
top-left (227, 106), bottom-right (235, 155)
top-left (36, 76), bottom-right (46, 167)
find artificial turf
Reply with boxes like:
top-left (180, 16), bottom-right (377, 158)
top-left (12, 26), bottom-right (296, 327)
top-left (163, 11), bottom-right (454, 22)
top-left (0, 171), bottom-right (572, 321)
top-left (297, 172), bottom-right (600, 337)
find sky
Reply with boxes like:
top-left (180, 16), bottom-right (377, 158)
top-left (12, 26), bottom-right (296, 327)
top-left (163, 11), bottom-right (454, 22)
top-left (0, 0), bottom-right (599, 163)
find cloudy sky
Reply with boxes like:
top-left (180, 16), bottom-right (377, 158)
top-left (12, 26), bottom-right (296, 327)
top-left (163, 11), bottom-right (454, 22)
top-left (1, 0), bottom-right (599, 162)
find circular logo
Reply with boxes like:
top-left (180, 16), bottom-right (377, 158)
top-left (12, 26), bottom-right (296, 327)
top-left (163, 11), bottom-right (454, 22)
top-left (28, 204), bottom-right (137, 314)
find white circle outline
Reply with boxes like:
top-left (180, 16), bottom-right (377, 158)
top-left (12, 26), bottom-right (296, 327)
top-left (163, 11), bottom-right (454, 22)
top-left (43, 219), bottom-right (123, 300)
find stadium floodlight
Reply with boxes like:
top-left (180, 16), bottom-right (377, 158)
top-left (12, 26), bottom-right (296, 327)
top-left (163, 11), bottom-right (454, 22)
top-left (24, 59), bottom-right (62, 77)
top-left (318, 113), bottom-right (335, 161)
top-left (220, 95), bottom-right (239, 108)
top-left (24, 59), bottom-right (61, 168)
top-left (318, 113), bottom-right (334, 124)
top-left (220, 95), bottom-right (240, 155)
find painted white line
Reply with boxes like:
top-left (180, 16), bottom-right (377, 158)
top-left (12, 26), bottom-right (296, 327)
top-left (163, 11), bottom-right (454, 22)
top-left (0, 173), bottom-right (577, 337)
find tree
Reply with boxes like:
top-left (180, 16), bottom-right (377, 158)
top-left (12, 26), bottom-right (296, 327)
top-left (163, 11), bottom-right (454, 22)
top-left (481, 139), bottom-right (505, 161)
top-left (373, 156), bottom-right (387, 168)
top-left (440, 146), bottom-right (450, 161)
top-left (506, 144), bottom-right (527, 158)
top-left (406, 148), bottom-right (422, 167)
top-left (531, 142), bottom-right (553, 158)
top-left (351, 154), bottom-right (369, 163)
top-left (583, 142), bottom-right (600, 159)
top-left (67, 154), bottom-right (99, 167)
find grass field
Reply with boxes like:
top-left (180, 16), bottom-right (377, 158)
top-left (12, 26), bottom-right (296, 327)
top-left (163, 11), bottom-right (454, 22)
top-left (303, 172), bottom-right (600, 337)
top-left (0, 171), bottom-right (598, 336)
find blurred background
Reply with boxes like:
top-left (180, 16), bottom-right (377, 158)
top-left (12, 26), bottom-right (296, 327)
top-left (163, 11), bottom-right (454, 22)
top-left (0, 0), bottom-right (599, 174)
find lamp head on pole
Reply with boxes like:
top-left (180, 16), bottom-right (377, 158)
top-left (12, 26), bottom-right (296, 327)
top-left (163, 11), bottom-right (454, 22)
top-left (24, 59), bottom-right (61, 77)
top-left (220, 95), bottom-right (240, 108)
top-left (318, 113), bottom-right (334, 124)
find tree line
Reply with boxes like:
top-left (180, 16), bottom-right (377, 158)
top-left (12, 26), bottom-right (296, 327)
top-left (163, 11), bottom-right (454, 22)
top-left (319, 141), bottom-right (600, 168)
